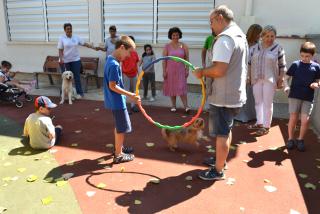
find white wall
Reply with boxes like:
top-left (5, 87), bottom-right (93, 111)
top-left (0, 0), bottom-right (314, 88)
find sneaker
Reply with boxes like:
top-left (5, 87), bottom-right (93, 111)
top-left (75, 94), bottom-right (82, 100)
top-left (203, 157), bottom-right (228, 170)
top-left (286, 139), bottom-right (296, 150)
top-left (122, 146), bottom-right (134, 154)
top-left (198, 167), bottom-right (225, 181)
top-left (149, 97), bottom-right (155, 102)
top-left (296, 139), bottom-right (305, 152)
top-left (113, 153), bottom-right (135, 164)
top-left (170, 107), bottom-right (177, 112)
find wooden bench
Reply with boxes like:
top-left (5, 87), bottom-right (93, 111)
top-left (34, 56), bottom-right (100, 92)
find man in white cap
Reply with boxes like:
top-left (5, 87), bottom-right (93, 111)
top-left (23, 96), bottom-right (63, 149)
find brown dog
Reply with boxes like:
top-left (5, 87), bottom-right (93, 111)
top-left (161, 118), bottom-right (209, 151)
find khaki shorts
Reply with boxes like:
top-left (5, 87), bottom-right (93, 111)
top-left (288, 98), bottom-right (313, 115)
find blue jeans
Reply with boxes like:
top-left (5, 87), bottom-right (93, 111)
top-left (54, 127), bottom-right (62, 145)
top-left (64, 60), bottom-right (83, 96)
top-left (209, 105), bottom-right (240, 137)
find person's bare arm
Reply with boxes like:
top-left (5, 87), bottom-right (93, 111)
top-left (162, 47), bottom-right (168, 79)
top-left (108, 81), bottom-right (140, 104)
top-left (193, 61), bottom-right (229, 79)
top-left (201, 48), bottom-right (207, 68)
top-left (82, 42), bottom-right (95, 50)
top-left (0, 76), bottom-right (5, 83)
top-left (59, 49), bottom-right (64, 64)
top-left (310, 79), bottom-right (320, 89)
top-left (183, 43), bottom-right (190, 77)
top-left (283, 74), bottom-right (291, 94)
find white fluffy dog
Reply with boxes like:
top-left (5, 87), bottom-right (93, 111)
top-left (60, 71), bottom-right (77, 105)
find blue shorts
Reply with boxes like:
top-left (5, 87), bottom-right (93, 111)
top-left (112, 109), bottom-right (132, 133)
top-left (209, 105), bottom-right (240, 137)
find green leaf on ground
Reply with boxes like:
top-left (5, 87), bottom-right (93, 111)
top-left (146, 142), bottom-right (155, 147)
top-left (26, 175), bottom-right (38, 182)
top-left (298, 173), bottom-right (308, 179)
top-left (264, 179), bottom-right (271, 183)
top-left (207, 149), bottom-right (215, 153)
top-left (134, 200), bottom-right (142, 205)
top-left (230, 145), bottom-right (237, 151)
top-left (97, 183), bottom-right (106, 189)
top-left (56, 180), bottom-right (67, 187)
top-left (185, 176), bottom-right (193, 181)
top-left (62, 173), bottom-right (74, 180)
top-left (2, 177), bottom-right (11, 182)
top-left (304, 183), bottom-right (317, 190)
top-left (0, 206), bottom-right (7, 213)
top-left (149, 178), bottom-right (160, 184)
top-left (43, 177), bottom-right (54, 183)
top-left (41, 196), bottom-right (53, 205)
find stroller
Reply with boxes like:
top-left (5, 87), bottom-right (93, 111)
top-left (0, 82), bottom-right (33, 108)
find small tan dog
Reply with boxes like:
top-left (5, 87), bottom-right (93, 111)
top-left (60, 71), bottom-right (77, 105)
top-left (161, 118), bottom-right (209, 151)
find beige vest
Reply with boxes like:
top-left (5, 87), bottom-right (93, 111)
top-left (208, 23), bottom-right (248, 107)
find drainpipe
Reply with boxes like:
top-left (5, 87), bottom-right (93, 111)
top-left (245, 0), bottom-right (253, 16)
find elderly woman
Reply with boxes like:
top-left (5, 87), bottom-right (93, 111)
top-left (235, 24), bottom-right (262, 122)
top-left (248, 25), bottom-right (287, 135)
top-left (162, 27), bottom-right (190, 113)
top-left (58, 23), bottom-right (94, 98)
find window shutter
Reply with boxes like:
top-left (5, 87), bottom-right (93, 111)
top-left (103, 0), bottom-right (154, 44)
top-left (5, 0), bottom-right (46, 41)
top-left (46, 0), bottom-right (89, 41)
top-left (158, 0), bottom-right (213, 44)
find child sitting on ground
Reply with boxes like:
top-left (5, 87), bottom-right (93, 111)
top-left (104, 35), bottom-right (140, 164)
top-left (284, 41), bottom-right (320, 151)
top-left (23, 96), bottom-right (63, 149)
top-left (139, 44), bottom-right (156, 101)
top-left (0, 60), bottom-right (35, 92)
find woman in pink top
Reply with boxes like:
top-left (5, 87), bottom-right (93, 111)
top-left (162, 27), bottom-right (190, 113)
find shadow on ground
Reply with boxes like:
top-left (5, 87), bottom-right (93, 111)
top-left (115, 169), bottom-right (214, 214)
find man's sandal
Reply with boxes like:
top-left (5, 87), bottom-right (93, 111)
top-left (256, 128), bottom-right (269, 136)
top-left (247, 124), bottom-right (263, 130)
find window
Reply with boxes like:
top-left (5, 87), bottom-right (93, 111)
top-left (5, 0), bottom-right (89, 42)
top-left (103, 0), bottom-right (214, 44)
top-left (103, 0), bottom-right (154, 44)
top-left (158, 0), bottom-right (213, 44)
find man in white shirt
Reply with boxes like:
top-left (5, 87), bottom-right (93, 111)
top-left (193, 5), bottom-right (248, 180)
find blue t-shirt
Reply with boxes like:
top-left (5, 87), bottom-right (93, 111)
top-left (287, 60), bottom-right (320, 102)
top-left (103, 55), bottom-right (127, 110)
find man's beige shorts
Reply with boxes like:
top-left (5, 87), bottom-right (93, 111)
top-left (288, 98), bottom-right (313, 115)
